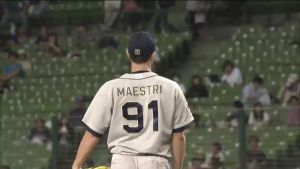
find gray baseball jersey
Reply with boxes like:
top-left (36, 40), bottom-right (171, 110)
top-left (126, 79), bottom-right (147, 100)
top-left (82, 72), bottom-right (194, 158)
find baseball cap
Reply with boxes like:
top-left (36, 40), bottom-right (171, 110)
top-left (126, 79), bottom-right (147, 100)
top-left (128, 31), bottom-right (156, 63)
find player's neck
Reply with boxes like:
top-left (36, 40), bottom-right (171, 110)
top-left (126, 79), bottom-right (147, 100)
top-left (131, 62), bottom-right (151, 73)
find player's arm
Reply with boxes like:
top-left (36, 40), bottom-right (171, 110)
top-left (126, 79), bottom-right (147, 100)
top-left (72, 131), bottom-right (100, 169)
top-left (171, 132), bottom-right (186, 169)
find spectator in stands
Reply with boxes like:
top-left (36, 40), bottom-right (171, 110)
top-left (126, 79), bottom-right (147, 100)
top-left (205, 142), bottom-right (224, 169)
top-left (17, 49), bottom-right (31, 73)
top-left (73, 24), bottom-right (89, 48)
top-left (3, 51), bottom-right (24, 79)
top-left (0, 74), bottom-right (9, 94)
top-left (123, 0), bottom-right (142, 32)
top-left (154, 0), bottom-right (178, 34)
top-left (248, 102), bottom-right (270, 128)
top-left (188, 154), bottom-right (206, 169)
top-left (185, 0), bottom-right (210, 40)
top-left (58, 115), bottom-right (75, 145)
top-left (186, 75), bottom-right (209, 99)
top-left (68, 96), bottom-right (87, 127)
top-left (278, 73), bottom-right (300, 104)
top-left (103, 0), bottom-right (121, 31)
top-left (286, 96), bottom-right (300, 126)
top-left (36, 26), bottom-right (49, 44)
top-left (221, 60), bottom-right (243, 86)
top-left (171, 73), bottom-right (186, 94)
top-left (46, 33), bottom-right (64, 57)
top-left (246, 135), bottom-right (267, 169)
top-left (227, 100), bottom-right (247, 127)
top-left (242, 76), bottom-right (270, 106)
top-left (28, 118), bottom-right (51, 144)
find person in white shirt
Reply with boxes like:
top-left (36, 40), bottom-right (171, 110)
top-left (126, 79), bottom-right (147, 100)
top-left (248, 102), bottom-right (270, 128)
top-left (242, 76), bottom-right (270, 106)
top-left (221, 60), bottom-right (243, 86)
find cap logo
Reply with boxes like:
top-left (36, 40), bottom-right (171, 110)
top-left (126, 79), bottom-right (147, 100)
top-left (134, 49), bottom-right (141, 55)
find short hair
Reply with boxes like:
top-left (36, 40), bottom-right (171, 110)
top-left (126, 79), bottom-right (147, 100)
top-left (222, 60), bottom-right (234, 71)
top-left (288, 96), bottom-right (299, 103)
top-left (8, 51), bottom-right (18, 58)
top-left (212, 142), bottom-right (222, 151)
top-left (233, 100), bottom-right (244, 109)
top-left (253, 102), bottom-right (263, 107)
top-left (252, 76), bottom-right (264, 84)
top-left (248, 135), bottom-right (260, 143)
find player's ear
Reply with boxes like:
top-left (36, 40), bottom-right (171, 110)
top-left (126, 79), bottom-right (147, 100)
top-left (149, 52), bottom-right (155, 62)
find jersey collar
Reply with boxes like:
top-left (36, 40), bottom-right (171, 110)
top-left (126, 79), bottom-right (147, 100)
top-left (120, 71), bottom-right (157, 80)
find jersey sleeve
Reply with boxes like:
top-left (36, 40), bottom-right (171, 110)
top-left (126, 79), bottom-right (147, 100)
top-left (82, 82), bottom-right (113, 137)
top-left (172, 84), bottom-right (194, 133)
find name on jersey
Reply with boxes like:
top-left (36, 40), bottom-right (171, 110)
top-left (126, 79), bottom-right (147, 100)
top-left (117, 85), bottom-right (162, 96)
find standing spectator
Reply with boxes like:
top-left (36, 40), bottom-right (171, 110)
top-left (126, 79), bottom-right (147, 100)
top-left (242, 76), bottom-right (270, 106)
top-left (278, 73), bottom-right (300, 104)
top-left (28, 118), bottom-right (51, 144)
top-left (68, 96), bottom-right (87, 127)
top-left (246, 135), bottom-right (267, 169)
top-left (221, 60), bottom-right (243, 86)
top-left (186, 75), bottom-right (209, 99)
top-left (185, 0), bottom-right (210, 40)
top-left (58, 115), bottom-right (75, 145)
top-left (3, 51), bottom-right (24, 79)
top-left (171, 73), bottom-right (186, 94)
top-left (154, 0), bottom-right (177, 34)
top-left (188, 154), bottom-right (206, 169)
top-left (205, 142), bottom-right (224, 169)
top-left (123, 0), bottom-right (142, 32)
top-left (227, 100), bottom-right (246, 127)
top-left (286, 96), bottom-right (300, 126)
top-left (103, 0), bottom-right (121, 30)
top-left (46, 33), bottom-right (64, 57)
top-left (248, 102), bottom-right (270, 128)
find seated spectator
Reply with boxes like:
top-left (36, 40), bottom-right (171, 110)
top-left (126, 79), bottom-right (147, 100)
top-left (68, 96), bottom-right (87, 127)
top-left (74, 24), bottom-right (89, 48)
top-left (188, 154), bottom-right (206, 169)
top-left (46, 33), bottom-right (64, 57)
top-left (28, 118), bottom-right (51, 144)
top-left (221, 60), bottom-right (243, 86)
top-left (242, 76), bottom-right (270, 106)
top-left (171, 73), bottom-right (186, 94)
top-left (17, 49), bottom-right (31, 73)
top-left (286, 96), bottom-right (300, 126)
top-left (3, 51), bottom-right (24, 78)
top-left (248, 102), bottom-right (270, 128)
top-left (58, 115), bottom-right (75, 145)
top-left (246, 135), bottom-right (267, 169)
top-left (278, 73), bottom-right (300, 104)
top-left (205, 142), bottom-right (224, 169)
top-left (186, 75), bottom-right (209, 99)
top-left (227, 101), bottom-right (247, 127)
top-left (36, 26), bottom-right (49, 44)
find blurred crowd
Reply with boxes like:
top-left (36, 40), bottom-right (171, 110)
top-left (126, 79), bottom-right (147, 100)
top-left (0, 1), bottom-right (299, 169)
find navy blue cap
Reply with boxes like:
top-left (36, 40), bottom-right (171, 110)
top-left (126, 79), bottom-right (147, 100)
top-left (128, 31), bottom-right (156, 60)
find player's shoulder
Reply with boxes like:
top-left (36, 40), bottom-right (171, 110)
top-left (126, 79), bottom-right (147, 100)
top-left (155, 75), bottom-right (182, 90)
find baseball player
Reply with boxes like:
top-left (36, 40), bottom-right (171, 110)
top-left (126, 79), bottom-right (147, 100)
top-left (72, 31), bottom-right (194, 169)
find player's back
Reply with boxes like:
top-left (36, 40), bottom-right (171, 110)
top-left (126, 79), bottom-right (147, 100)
top-left (108, 72), bottom-right (192, 158)
top-left (82, 71), bottom-right (193, 158)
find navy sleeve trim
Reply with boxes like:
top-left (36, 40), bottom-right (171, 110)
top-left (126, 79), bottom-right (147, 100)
top-left (82, 122), bottom-right (102, 138)
top-left (172, 122), bottom-right (193, 133)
